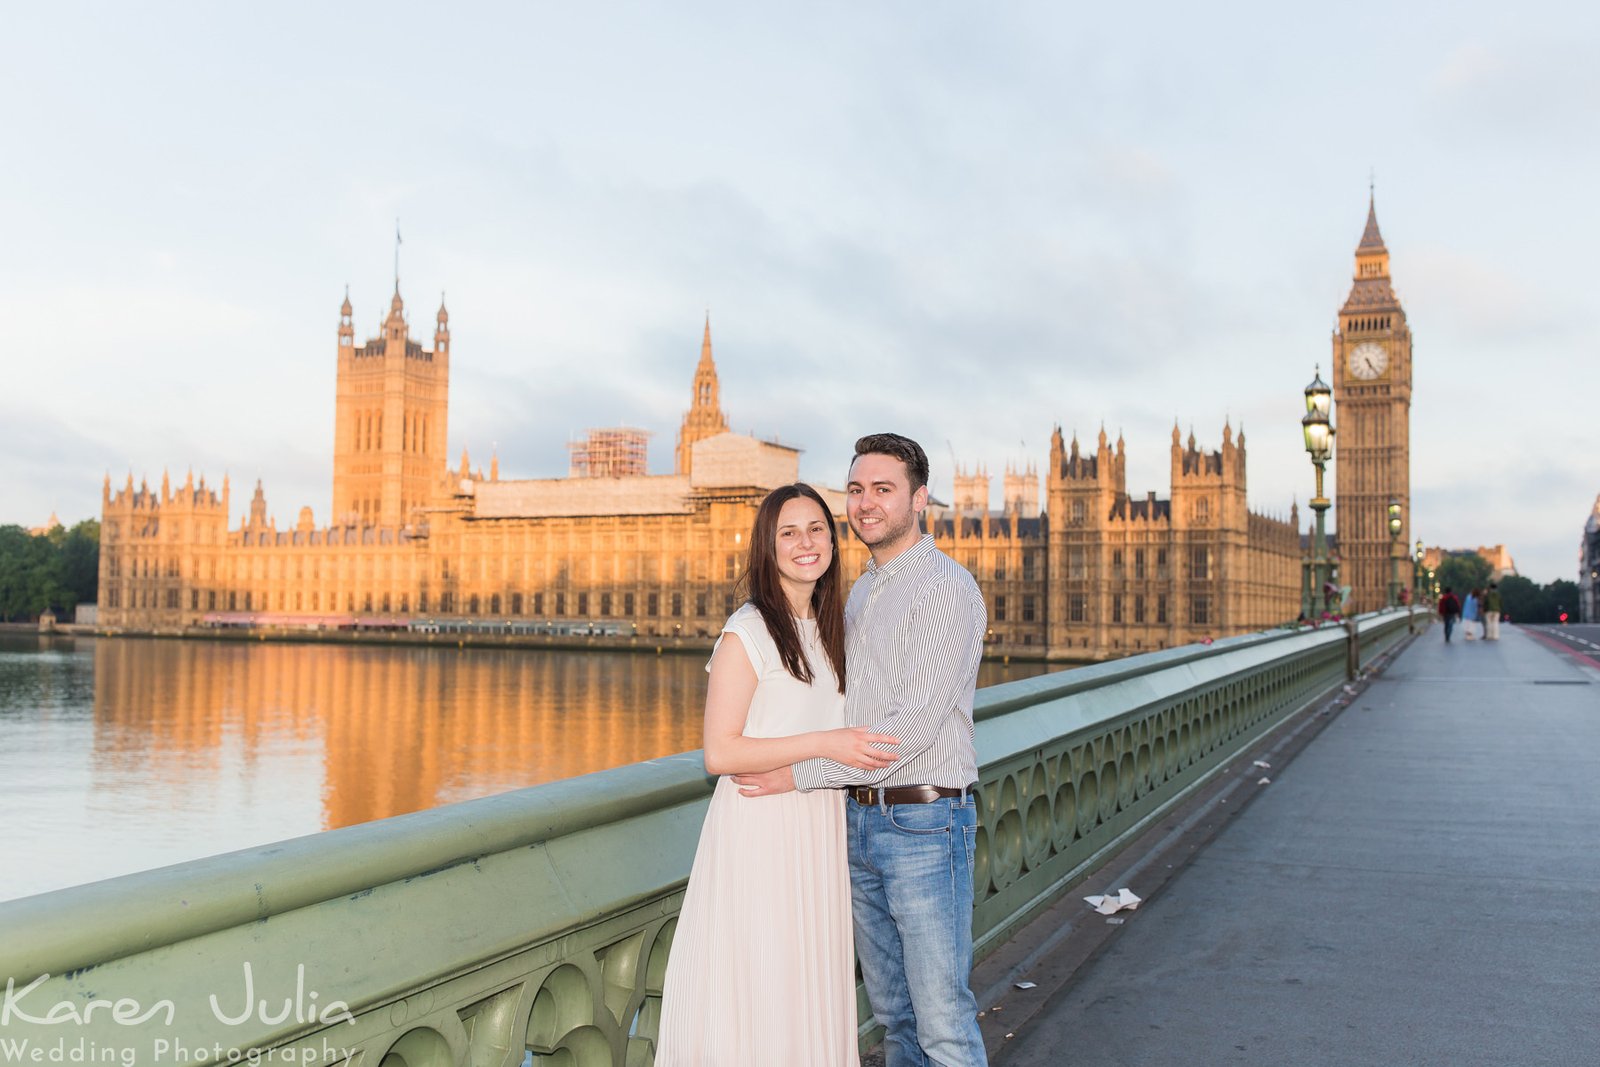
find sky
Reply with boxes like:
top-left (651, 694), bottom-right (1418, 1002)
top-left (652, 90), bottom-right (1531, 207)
top-left (2, 2), bottom-right (1596, 584)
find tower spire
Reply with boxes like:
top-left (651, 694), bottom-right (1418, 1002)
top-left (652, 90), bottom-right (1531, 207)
top-left (1358, 189), bottom-right (1385, 252)
top-left (675, 313), bottom-right (730, 476)
top-left (394, 219), bottom-right (402, 294)
top-left (338, 285), bottom-right (354, 350)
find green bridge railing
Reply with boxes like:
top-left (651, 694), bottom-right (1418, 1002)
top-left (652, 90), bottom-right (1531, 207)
top-left (0, 610), bottom-right (1418, 1067)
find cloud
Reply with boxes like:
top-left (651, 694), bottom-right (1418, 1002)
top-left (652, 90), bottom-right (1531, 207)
top-left (1404, 248), bottom-right (1566, 342)
top-left (1412, 448), bottom-right (1593, 584)
top-left (5, 3), bottom-right (1598, 590)
top-left (1429, 43), bottom-right (1509, 94)
top-left (1424, 37), bottom-right (1600, 143)
top-left (0, 407), bottom-right (117, 526)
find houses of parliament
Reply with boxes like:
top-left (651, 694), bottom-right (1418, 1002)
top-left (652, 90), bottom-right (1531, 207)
top-left (98, 202), bottom-right (1412, 658)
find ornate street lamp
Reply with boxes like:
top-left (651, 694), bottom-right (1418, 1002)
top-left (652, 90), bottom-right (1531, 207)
top-left (1387, 499), bottom-right (1403, 607)
top-left (1302, 368), bottom-right (1335, 618)
top-left (1413, 539), bottom-right (1425, 605)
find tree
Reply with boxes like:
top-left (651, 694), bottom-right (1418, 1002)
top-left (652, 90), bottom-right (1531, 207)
top-left (1548, 579), bottom-right (1580, 622)
top-left (1492, 575), bottom-right (1581, 624)
top-left (1497, 575), bottom-right (1544, 623)
top-left (59, 520), bottom-right (100, 608)
top-left (1434, 552), bottom-right (1492, 599)
top-left (0, 520), bottom-right (100, 620)
top-left (0, 525), bottom-right (35, 621)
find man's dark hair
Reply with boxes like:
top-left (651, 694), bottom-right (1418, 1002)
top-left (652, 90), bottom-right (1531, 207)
top-left (853, 433), bottom-right (930, 493)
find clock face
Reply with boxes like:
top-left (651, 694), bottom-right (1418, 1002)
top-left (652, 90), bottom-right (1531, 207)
top-left (1348, 341), bottom-right (1389, 380)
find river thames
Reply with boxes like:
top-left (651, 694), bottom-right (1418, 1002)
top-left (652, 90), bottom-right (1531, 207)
top-left (0, 632), bottom-right (1054, 902)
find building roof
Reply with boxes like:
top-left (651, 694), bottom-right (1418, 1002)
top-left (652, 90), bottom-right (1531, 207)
top-left (473, 475), bottom-right (696, 519)
top-left (929, 514), bottom-right (1046, 540)
top-left (1358, 195), bottom-right (1387, 251)
top-left (1121, 496), bottom-right (1172, 522)
top-left (471, 431), bottom-right (801, 519)
top-left (1343, 196), bottom-right (1400, 312)
top-left (688, 432), bottom-right (800, 490)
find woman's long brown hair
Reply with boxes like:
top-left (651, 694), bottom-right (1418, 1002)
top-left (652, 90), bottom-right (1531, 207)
top-left (738, 483), bottom-right (847, 693)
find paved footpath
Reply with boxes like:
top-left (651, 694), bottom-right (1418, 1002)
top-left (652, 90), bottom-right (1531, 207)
top-left (996, 624), bottom-right (1600, 1067)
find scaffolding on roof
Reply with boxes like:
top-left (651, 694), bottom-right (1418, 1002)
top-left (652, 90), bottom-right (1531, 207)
top-left (568, 427), bottom-right (652, 478)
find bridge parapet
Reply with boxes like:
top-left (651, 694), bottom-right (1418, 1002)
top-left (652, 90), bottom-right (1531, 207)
top-left (0, 611), bottom-right (1415, 1066)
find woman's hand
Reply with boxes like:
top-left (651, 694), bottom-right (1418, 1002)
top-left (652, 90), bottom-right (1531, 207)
top-left (819, 726), bottom-right (900, 770)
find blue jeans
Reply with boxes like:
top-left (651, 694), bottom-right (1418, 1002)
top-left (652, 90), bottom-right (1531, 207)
top-left (1443, 615), bottom-right (1456, 641)
top-left (847, 794), bottom-right (986, 1067)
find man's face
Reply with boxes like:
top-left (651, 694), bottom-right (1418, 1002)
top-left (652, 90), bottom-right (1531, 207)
top-left (847, 452), bottom-right (927, 557)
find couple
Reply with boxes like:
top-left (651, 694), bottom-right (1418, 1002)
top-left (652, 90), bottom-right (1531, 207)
top-left (656, 433), bottom-right (989, 1067)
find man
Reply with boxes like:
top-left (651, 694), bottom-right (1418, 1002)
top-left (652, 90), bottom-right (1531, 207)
top-left (735, 433), bottom-right (988, 1067)
top-left (1484, 581), bottom-right (1503, 640)
top-left (1438, 586), bottom-right (1461, 642)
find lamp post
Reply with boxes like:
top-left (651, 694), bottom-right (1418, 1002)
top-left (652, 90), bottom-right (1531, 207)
top-left (1413, 539), bottom-right (1425, 605)
top-left (1387, 499), bottom-right (1403, 607)
top-left (1302, 368), bottom-right (1335, 619)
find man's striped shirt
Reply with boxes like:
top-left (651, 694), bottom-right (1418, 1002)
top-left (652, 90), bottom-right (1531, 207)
top-left (793, 534), bottom-right (986, 792)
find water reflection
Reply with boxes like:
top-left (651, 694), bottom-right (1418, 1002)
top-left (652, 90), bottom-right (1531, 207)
top-left (88, 638), bottom-right (716, 826)
top-left (0, 633), bottom-right (1056, 900)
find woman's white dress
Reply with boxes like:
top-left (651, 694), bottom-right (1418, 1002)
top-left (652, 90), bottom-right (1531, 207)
top-left (655, 604), bottom-right (859, 1066)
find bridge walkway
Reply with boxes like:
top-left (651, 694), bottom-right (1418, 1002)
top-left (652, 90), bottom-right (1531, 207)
top-left (987, 624), bottom-right (1600, 1067)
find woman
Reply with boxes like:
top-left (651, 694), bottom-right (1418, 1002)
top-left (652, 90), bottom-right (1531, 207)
top-left (655, 483), bottom-right (897, 1066)
top-left (1462, 588), bottom-right (1481, 640)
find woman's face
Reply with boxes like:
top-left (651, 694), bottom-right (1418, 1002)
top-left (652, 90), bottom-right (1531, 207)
top-left (773, 495), bottom-right (833, 591)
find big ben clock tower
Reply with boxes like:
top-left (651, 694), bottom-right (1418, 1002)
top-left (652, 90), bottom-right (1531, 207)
top-left (1332, 194), bottom-right (1412, 613)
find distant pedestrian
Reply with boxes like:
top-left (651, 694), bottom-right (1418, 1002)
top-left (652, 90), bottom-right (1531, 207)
top-left (1462, 589), bottom-right (1481, 640)
top-left (1484, 582), bottom-right (1503, 640)
top-left (1438, 587), bottom-right (1461, 642)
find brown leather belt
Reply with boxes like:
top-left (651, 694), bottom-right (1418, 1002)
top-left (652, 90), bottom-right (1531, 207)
top-left (848, 784), bottom-right (968, 806)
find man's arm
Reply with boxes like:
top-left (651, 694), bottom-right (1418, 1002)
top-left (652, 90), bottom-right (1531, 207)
top-left (792, 575), bottom-right (984, 791)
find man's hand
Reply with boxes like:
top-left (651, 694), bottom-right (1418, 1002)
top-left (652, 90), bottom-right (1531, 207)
top-left (731, 765), bottom-right (795, 797)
